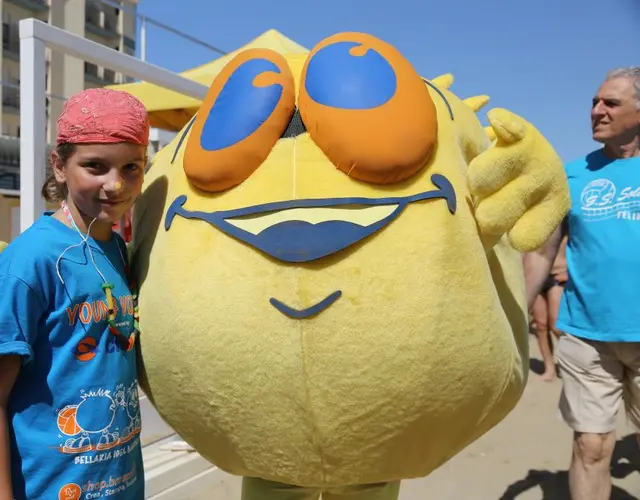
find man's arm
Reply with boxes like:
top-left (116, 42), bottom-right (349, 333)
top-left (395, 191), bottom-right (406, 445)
top-left (0, 355), bottom-right (20, 500)
top-left (522, 224), bottom-right (565, 310)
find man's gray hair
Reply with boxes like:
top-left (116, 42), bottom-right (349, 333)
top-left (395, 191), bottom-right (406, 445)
top-left (605, 66), bottom-right (640, 109)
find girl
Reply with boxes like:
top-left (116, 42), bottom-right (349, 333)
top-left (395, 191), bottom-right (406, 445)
top-left (0, 88), bottom-right (149, 500)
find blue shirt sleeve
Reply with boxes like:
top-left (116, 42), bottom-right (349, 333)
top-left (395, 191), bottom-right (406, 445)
top-left (0, 275), bottom-right (44, 365)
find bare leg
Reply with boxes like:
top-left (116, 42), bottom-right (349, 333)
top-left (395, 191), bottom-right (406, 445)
top-left (531, 294), bottom-right (556, 381)
top-left (569, 431), bottom-right (616, 500)
top-left (547, 284), bottom-right (564, 340)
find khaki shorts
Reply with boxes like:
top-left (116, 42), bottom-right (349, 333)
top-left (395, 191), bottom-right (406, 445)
top-left (557, 333), bottom-right (640, 433)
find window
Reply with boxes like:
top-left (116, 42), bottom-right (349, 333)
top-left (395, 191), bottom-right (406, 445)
top-left (2, 23), bottom-right (10, 50)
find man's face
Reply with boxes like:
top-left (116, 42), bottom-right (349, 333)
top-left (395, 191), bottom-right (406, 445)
top-left (591, 77), bottom-right (640, 145)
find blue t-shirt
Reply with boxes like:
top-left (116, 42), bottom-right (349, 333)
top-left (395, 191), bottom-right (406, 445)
top-left (0, 213), bottom-right (144, 499)
top-left (556, 149), bottom-right (640, 342)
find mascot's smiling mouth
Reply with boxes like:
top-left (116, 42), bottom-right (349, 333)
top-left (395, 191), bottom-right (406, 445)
top-left (165, 173), bottom-right (456, 318)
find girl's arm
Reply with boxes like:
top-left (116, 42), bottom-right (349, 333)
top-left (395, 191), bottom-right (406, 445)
top-left (0, 355), bottom-right (20, 500)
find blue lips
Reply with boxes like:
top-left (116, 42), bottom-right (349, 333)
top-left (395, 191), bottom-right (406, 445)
top-left (165, 173), bottom-right (456, 263)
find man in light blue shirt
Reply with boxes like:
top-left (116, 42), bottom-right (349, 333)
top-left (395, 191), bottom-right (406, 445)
top-left (524, 66), bottom-right (640, 500)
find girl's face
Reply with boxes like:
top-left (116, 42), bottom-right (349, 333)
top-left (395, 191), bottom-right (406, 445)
top-left (53, 142), bottom-right (146, 225)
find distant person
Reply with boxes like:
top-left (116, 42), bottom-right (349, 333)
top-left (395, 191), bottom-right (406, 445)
top-left (527, 235), bottom-right (567, 382)
top-left (523, 66), bottom-right (640, 500)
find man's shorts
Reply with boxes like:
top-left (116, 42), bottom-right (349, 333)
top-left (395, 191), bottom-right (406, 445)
top-left (557, 332), bottom-right (640, 433)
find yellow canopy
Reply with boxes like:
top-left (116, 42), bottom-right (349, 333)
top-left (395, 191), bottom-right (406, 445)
top-left (107, 29), bottom-right (309, 131)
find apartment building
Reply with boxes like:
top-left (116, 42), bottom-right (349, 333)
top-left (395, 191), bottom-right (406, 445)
top-left (0, 0), bottom-right (138, 198)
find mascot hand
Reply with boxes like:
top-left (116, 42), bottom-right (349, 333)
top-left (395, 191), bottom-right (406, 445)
top-left (467, 108), bottom-right (571, 252)
top-left (0, 241), bottom-right (7, 253)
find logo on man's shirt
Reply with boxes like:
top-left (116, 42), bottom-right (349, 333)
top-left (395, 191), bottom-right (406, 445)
top-left (580, 178), bottom-right (640, 221)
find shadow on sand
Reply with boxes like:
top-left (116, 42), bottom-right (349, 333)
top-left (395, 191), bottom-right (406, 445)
top-left (498, 433), bottom-right (640, 499)
top-left (528, 358), bottom-right (561, 379)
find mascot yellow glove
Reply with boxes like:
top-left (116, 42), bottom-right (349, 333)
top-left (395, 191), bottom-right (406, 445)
top-left (470, 109), bottom-right (571, 252)
top-left (0, 241), bottom-right (7, 253)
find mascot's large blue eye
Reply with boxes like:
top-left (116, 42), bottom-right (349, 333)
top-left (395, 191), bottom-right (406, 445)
top-left (304, 41), bottom-right (397, 110)
top-left (201, 59), bottom-right (284, 151)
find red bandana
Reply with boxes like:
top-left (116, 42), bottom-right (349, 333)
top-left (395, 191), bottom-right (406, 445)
top-left (56, 88), bottom-right (150, 146)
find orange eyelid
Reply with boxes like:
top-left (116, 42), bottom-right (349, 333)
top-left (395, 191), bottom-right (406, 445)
top-left (253, 72), bottom-right (280, 87)
top-left (183, 49), bottom-right (295, 192)
top-left (298, 32), bottom-right (438, 185)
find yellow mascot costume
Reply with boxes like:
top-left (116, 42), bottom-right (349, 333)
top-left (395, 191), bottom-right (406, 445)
top-left (131, 32), bottom-right (570, 499)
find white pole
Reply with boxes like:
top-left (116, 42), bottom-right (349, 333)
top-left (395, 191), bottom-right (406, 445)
top-left (19, 24), bottom-right (46, 233)
top-left (23, 19), bottom-right (207, 99)
top-left (140, 15), bottom-right (146, 62)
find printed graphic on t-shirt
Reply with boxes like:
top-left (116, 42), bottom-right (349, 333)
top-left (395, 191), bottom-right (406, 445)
top-left (66, 294), bottom-right (134, 330)
top-left (580, 178), bottom-right (640, 221)
top-left (56, 462), bottom-right (138, 500)
top-left (54, 382), bottom-right (141, 498)
top-left (56, 382), bottom-right (141, 455)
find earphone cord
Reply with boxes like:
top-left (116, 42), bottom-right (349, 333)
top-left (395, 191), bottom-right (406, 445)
top-left (55, 202), bottom-right (126, 286)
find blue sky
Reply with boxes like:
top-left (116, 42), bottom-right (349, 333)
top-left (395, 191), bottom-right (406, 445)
top-left (137, 0), bottom-right (639, 164)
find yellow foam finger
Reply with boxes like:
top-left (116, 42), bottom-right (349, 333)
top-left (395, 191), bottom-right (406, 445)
top-left (467, 139), bottom-right (531, 198)
top-left (508, 192), bottom-right (571, 252)
top-left (484, 126), bottom-right (497, 143)
top-left (475, 174), bottom-right (546, 236)
top-left (486, 108), bottom-right (527, 144)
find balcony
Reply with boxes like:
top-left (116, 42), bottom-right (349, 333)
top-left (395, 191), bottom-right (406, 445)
top-left (0, 138), bottom-right (55, 190)
top-left (84, 61), bottom-right (102, 85)
top-left (2, 85), bottom-right (20, 114)
top-left (85, 2), bottom-right (119, 40)
top-left (84, 62), bottom-right (120, 85)
top-left (103, 68), bottom-right (117, 84)
top-left (0, 168), bottom-right (19, 191)
top-left (0, 139), bottom-right (20, 168)
top-left (5, 0), bottom-right (49, 13)
top-left (2, 24), bottom-right (20, 62)
top-left (123, 36), bottom-right (136, 52)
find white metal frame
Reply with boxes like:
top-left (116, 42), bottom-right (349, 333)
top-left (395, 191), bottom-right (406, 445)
top-left (19, 18), bottom-right (208, 232)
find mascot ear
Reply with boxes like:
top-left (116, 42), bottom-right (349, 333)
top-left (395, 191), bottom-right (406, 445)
top-left (183, 49), bottom-right (295, 192)
top-left (298, 32), bottom-right (438, 185)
